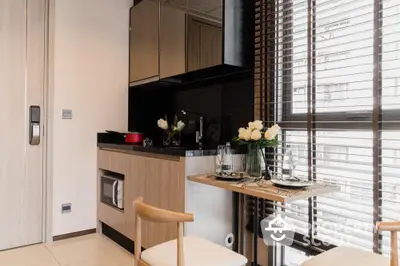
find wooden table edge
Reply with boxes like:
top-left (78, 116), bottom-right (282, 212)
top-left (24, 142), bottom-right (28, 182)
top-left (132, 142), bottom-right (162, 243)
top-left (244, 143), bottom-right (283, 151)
top-left (188, 174), bottom-right (341, 203)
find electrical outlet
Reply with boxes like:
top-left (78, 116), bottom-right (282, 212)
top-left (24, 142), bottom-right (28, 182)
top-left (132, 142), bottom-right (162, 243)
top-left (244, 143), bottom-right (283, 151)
top-left (62, 109), bottom-right (72, 119)
top-left (62, 203), bottom-right (71, 213)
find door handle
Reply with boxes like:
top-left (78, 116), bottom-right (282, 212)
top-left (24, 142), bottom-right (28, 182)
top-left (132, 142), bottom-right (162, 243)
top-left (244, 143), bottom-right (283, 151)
top-left (112, 181), bottom-right (118, 206)
top-left (29, 106), bottom-right (40, 145)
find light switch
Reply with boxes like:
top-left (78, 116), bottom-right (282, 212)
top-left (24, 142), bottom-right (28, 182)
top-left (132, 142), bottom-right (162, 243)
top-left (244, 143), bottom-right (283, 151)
top-left (62, 109), bottom-right (72, 119)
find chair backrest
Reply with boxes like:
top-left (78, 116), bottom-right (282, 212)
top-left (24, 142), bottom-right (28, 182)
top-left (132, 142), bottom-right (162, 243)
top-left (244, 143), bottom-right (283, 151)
top-left (377, 222), bottom-right (400, 266)
top-left (133, 197), bottom-right (194, 266)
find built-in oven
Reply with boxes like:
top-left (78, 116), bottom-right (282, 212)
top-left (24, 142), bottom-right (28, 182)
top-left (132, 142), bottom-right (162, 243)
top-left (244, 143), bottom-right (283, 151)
top-left (100, 174), bottom-right (124, 210)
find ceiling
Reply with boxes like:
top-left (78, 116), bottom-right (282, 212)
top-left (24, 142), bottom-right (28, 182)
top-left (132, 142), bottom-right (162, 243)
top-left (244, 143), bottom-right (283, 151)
top-left (166, 0), bottom-right (222, 20)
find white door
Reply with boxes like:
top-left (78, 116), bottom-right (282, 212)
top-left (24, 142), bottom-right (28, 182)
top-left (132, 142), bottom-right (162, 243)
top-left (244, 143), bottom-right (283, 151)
top-left (0, 0), bottom-right (46, 250)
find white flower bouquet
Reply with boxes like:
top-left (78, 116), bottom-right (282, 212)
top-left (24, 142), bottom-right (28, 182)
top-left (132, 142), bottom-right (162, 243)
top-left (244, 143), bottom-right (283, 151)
top-left (235, 120), bottom-right (280, 148)
top-left (157, 115), bottom-right (185, 146)
top-left (234, 120), bottom-right (280, 177)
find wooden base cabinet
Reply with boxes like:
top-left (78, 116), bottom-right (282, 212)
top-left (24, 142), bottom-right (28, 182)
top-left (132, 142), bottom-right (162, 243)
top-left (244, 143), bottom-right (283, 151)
top-left (98, 202), bottom-right (126, 235)
top-left (97, 149), bottom-right (186, 249)
top-left (97, 149), bottom-right (240, 252)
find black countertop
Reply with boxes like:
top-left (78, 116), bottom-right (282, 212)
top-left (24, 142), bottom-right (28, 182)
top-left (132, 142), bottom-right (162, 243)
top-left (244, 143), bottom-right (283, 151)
top-left (97, 143), bottom-right (218, 157)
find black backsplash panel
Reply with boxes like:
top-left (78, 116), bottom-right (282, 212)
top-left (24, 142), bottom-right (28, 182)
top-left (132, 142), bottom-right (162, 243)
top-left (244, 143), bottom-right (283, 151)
top-left (129, 72), bottom-right (254, 148)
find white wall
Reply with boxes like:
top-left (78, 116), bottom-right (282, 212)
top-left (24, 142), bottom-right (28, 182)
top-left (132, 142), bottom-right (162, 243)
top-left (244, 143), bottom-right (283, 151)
top-left (52, 0), bottom-right (131, 236)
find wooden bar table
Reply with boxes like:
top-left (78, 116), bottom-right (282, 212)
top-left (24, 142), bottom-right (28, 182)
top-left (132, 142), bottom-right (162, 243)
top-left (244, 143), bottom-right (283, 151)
top-left (188, 174), bottom-right (340, 266)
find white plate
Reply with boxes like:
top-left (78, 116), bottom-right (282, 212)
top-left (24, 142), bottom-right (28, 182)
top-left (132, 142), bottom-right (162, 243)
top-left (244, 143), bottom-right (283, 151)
top-left (215, 172), bottom-right (249, 181)
top-left (271, 179), bottom-right (313, 189)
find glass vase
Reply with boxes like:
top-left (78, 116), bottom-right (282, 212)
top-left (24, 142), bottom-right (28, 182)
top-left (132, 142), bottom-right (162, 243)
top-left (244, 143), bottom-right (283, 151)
top-left (163, 131), bottom-right (171, 147)
top-left (171, 131), bottom-right (181, 146)
top-left (246, 143), bottom-right (262, 178)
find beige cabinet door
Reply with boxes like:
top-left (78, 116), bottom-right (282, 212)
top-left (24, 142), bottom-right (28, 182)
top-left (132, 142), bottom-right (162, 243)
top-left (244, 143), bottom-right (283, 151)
top-left (122, 154), bottom-right (185, 249)
top-left (200, 23), bottom-right (222, 69)
top-left (187, 18), bottom-right (202, 72)
top-left (159, 3), bottom-right (186, 78)
top-left (129, 0), bottom-right (160, 83)
top-left (186, 16), bottom-right (222, 72)
top-left (143, 156), bottom-right (185, 248)
top-left (0, 0), bottom-right (45, 250)
top-left (124, 154), bottom-right (147, 243)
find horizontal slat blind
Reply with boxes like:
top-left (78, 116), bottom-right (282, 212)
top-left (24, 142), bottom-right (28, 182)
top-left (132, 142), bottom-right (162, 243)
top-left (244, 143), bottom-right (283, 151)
top-left (379, 0), bottom-right (400, 257)
top-left (259, 0), bottom-right (400, 258)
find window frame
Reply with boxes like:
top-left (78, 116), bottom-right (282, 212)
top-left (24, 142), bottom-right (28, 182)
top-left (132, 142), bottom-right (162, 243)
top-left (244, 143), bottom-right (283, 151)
top-left (278, 0), bottom-right (400, 131)
top-left (264, 0), bottom-right (400, 259)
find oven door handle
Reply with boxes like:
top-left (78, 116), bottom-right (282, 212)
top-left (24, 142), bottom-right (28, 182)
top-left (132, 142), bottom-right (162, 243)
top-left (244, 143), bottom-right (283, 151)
top-left (112, 181), bottom-right (118, 206)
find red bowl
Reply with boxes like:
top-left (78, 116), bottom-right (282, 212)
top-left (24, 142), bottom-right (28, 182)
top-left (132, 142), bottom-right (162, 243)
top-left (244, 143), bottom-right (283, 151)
top-left (125, 132), bottom-right (144, 144)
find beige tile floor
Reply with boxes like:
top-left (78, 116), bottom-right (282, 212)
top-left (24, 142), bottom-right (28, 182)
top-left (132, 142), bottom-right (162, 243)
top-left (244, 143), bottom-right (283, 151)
top-left (0, 234), bottom-right (134, 266)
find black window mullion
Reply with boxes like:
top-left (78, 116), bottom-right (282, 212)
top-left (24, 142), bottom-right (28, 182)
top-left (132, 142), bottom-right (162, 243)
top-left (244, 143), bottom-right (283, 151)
top-left (372, 0), bottom-right (383, 254)
top-left (306, 0), bottom-right (316, 241)
top-left (266, 0), bottom-right (277, 177)
top-left (310, 0), bottom-right (317, 241)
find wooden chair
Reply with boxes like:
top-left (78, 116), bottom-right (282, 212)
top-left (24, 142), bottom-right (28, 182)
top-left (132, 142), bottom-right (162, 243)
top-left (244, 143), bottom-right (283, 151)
top-left (133, 197), bottom-right (248, 266)
top-left (301, 221), bottom-right (399, 266)
top-left (378, 222), bottom-right (400, 266)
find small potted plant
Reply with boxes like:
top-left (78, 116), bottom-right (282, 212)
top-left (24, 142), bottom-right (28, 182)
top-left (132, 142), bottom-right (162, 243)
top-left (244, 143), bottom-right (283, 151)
top-left (234, 120), bottom-right (280, 178)
top-left (157, 115), bottom-right (185, 147)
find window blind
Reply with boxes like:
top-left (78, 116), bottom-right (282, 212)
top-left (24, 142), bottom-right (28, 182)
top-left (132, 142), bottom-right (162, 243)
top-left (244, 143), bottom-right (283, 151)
top-left (254, 0), bottom-right (400, 257)
top-left (380, 0), bottom-right (400, 256)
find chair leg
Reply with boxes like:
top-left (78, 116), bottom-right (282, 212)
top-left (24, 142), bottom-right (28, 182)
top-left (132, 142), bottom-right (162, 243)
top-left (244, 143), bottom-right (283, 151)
top-left (391, 231), bottom-right (398, 266)
top-left (135, 216), bottom-right (142, 266)
top-left (177, 222), bottom-right (184, 266)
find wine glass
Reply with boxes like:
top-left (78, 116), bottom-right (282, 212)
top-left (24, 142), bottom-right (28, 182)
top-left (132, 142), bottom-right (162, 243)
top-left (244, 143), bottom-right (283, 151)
top-left (283, 144), bottom-right (299, 180)
top-left (216, 145), bottom-right (226, 175)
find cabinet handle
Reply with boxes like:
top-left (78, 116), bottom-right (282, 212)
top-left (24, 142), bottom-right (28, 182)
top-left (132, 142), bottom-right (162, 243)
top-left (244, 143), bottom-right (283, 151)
top-left (112, 181), bottom-right (118, 206)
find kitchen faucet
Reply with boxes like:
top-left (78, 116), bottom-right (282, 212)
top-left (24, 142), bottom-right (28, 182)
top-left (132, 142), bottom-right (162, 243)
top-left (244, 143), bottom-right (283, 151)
top-left (181, 110), bottom-right (203, 150)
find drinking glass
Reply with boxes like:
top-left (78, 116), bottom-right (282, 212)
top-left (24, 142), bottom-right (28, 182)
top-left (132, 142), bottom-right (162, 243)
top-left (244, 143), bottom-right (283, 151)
top-left (216, 145), bottom-right (226, 174)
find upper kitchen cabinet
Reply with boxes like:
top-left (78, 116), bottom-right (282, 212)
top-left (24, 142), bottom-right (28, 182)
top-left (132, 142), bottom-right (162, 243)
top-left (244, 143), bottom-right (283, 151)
top-left (129, 0), bottom-right (159, 84)
top-left (159, 3), bottom-right (186, 79)
top-left (129, 0), bottom-right (254, 87)
top-left (174, 0), bottom-right (223, 72)
top-left (187, 15), bottom-right (222, 72)
top-left (130, 0), bottom-right (186, 85)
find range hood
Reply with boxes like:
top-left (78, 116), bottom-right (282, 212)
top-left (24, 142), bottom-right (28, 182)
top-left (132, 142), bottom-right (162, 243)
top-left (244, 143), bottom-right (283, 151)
top-left (129, 0), bottom-right (254, 88)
